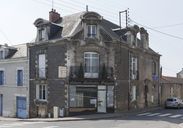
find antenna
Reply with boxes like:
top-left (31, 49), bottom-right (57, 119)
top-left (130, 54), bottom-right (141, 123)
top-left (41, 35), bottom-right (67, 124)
top-left (52, 0), bottom-right (54, 9)
top-left (86, 5), bottom-right (88, 12)
top-left (119, 8), bottom-right (129, 28)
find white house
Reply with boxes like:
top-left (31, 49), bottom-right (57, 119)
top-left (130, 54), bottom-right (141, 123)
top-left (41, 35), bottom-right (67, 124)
top-left (0, 43), bottom-right (29, 118)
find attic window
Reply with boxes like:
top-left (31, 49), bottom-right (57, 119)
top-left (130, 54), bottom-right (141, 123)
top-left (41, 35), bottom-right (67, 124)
top-left (0, 50), bottom-right (4, 59)
top-left (87, 25), bottom-right (97, 38)
top-left (38, 28), bottom-right (45, 41)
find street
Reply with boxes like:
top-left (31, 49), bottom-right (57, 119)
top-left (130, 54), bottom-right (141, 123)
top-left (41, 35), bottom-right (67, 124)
top-left (1, 108), bottom-right (183, 128)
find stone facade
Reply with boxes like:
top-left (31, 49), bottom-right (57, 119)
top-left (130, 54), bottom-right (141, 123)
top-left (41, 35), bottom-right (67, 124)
top-left (29, 10), bottom-right (160, 117)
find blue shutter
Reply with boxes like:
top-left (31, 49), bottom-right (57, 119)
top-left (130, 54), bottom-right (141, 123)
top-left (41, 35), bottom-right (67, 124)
top-left (17, 70), bottom-right (23, 86)
top-left (0, 71), bottom-right (4, 85)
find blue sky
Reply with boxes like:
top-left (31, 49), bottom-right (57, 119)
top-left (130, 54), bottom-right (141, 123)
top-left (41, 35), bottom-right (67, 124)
top-left (0, 0), bottom-right (183, 76)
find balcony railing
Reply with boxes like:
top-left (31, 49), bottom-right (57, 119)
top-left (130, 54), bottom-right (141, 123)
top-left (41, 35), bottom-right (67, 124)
top-left (69, 65), bottom-right (114, 83)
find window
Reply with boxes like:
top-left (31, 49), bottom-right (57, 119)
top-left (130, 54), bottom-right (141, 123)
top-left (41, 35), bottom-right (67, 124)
top-left (75, 92), bottom-right (83, 107)
top-left (38, 54), bottom-right (46, 78)
top-left (0, 71), bottom-right (4, 85)
top-left (152, 61), bottom-right (156, 75)
top-left (17, 70), bottom-right (23, 86)
top-left (38, 29), bottom-right (44, 41)
top-left (87, 25), bottom-right (97, 38)
top-left (131, 86), bottom-right (136, 101)
top-left (84, 52), bottom-right (99, 78)
top-left (0, 51), bottom-right (4, 59)
top-left (37, 85), bottom-right (47, 100)
top-left (130, 56), bottom-right (138, 80)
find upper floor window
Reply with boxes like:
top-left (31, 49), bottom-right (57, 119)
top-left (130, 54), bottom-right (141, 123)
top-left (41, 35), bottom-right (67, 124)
top-left (38, 28), bottom-right (45, 41)
top-left (0, 51), bottom-right (4, 59)
top-left (130, 56), bottom-right (138, 80)
top-left (38, 54), bottom-right (46, 78)
top-left (0, 71), bottom-right (4, 85)
top-left (84, 52), bottom-right (99, 78)
top-left (17, 69), bottom-right (23, 86)
top-left (87, 25), bottom-right (97, 38)
top-left (152, 61), bottom-right (156, 75)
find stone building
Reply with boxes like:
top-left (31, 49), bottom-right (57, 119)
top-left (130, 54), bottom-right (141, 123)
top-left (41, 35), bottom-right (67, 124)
top-left (0, 44), bottom-right (29, 118)
top-left (160, 76), bottom-right (183, 106)
top-left (29, 9), bottom-right (160, 117)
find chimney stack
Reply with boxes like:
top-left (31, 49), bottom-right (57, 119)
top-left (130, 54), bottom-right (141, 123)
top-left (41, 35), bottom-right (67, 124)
top-left (49, 9), bottom-right (61, 23)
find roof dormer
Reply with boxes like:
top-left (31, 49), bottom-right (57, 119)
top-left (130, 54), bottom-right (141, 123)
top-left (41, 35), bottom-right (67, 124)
top-left (81, 12), bottom-right (102, 40)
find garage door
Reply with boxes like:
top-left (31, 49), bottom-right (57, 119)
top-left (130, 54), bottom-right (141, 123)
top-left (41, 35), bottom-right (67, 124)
top-left (0, 94), bottom-right (2, 116)
top-left (16, 96), bottom-right (27, 118)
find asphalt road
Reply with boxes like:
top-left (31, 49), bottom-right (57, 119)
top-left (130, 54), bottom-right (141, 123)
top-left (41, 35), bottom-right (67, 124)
top-left (1, 108), bottom-right (183, 128)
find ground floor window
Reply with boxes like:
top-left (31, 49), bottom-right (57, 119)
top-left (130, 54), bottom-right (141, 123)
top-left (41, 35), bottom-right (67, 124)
top-left (70, 86), bottom-right (97, 108)
top-left (36, 84), bottom-right (47, 100)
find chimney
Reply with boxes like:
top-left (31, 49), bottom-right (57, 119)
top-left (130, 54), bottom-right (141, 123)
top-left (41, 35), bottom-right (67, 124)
top-left (140, 27), bottom-right (149, 49)
top-left (49, 9), bottom-right (61, 23)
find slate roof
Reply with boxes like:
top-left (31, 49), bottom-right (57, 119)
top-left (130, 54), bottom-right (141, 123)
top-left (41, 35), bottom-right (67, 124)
top-left (11, 44), bottom-right (27, 58)
top-left (161, 76), bottom-right (183, 84)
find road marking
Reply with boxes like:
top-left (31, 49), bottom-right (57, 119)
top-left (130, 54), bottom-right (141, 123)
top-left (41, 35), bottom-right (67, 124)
top-left (146, 113), bottom-right (161, 116)
top-left (137, 112), bottom-right (151, 116)
top-left (43, 126), bottom-right (60, 128)
top-left (169, 114), bottom-right (183, 118)
top-left (158, 113), bottom-right (172, 117)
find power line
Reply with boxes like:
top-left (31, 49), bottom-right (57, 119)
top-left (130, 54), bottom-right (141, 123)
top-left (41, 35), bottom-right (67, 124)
top-left (153, 22), bottom-right (183, 29)
top-left (130, 19), bottom-right (183, 41)
top-left (0, 28), bottom-right (12, 44)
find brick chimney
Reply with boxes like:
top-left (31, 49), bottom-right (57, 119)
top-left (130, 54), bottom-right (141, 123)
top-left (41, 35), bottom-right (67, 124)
top-left (49, 9), bottom-right (61, 23)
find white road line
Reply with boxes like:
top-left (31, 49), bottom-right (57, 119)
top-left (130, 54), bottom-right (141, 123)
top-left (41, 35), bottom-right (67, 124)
top-left (158, 113), bottom-right (172, 117)
top-left (43, 126), bottom-right (60, 128)
top-left (169, 114), bottom-right (183, 118)
top-left (146, 113), bottom-right (161, 117)
top-left (137, 112), bottom-right (151, 116)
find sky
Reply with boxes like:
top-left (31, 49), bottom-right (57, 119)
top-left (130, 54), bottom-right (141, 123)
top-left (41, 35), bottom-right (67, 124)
top-left (0, 0), bottom-right (183, 76)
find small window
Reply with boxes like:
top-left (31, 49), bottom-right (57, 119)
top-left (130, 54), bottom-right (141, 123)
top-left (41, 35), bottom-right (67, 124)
top-left (0, 71), bottom-right (4, 85)
top-left (87, 25), bottom-right (97, 38)
top-left (130, 56), bottom-right (138, 80)
top-left (38, 54), bottom-right (46, 78)
top-left (17, 70), bottom-right (23, 86)
top-left (37, 85), bottom-right (47, 100)
top-left (0, 51), bottom-right (4, 59)
top-left (38, 29), bottom-right (45, 41)
top-left (152, 61), bottom-right (156, 75)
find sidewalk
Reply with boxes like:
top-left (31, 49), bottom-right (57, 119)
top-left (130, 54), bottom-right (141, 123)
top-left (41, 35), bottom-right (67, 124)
top-left (0, 107), bottom-right (162, 122)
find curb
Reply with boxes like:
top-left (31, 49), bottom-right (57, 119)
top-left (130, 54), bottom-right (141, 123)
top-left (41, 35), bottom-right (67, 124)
top-left (0, 107), bottom-right (162, 122)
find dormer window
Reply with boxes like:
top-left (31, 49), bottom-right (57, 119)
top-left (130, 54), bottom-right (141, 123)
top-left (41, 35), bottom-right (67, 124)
top-left (0, 50), bottom-right (4, 59)
top-left (38, 29), bottom-right (44, 41)
top-left (87, 25), bottom-right (97, 38)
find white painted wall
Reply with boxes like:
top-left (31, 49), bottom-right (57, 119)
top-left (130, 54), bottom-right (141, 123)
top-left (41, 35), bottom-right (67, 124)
top-left (0, 58), bottom-right (29, 117)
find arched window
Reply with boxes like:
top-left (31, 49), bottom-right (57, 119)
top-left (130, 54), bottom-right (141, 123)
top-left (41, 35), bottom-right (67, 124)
top-left (84, 52), bottom-right (99, 78)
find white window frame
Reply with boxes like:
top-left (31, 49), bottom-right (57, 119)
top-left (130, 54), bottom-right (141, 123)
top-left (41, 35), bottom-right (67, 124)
top-left (131, 56), bottom-right (138, 80)
top-left (38, 54), bottom-right (46, 78)
top-left (36, 84), bottom-right (47, 101)
top-left (84, 52), bottom-right (99, 78)
top-left (87, 25), bottom-right (97, 38)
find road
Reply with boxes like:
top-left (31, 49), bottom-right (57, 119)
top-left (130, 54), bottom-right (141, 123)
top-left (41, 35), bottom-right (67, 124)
top-left (1, 108), bottom-right (183, 128)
